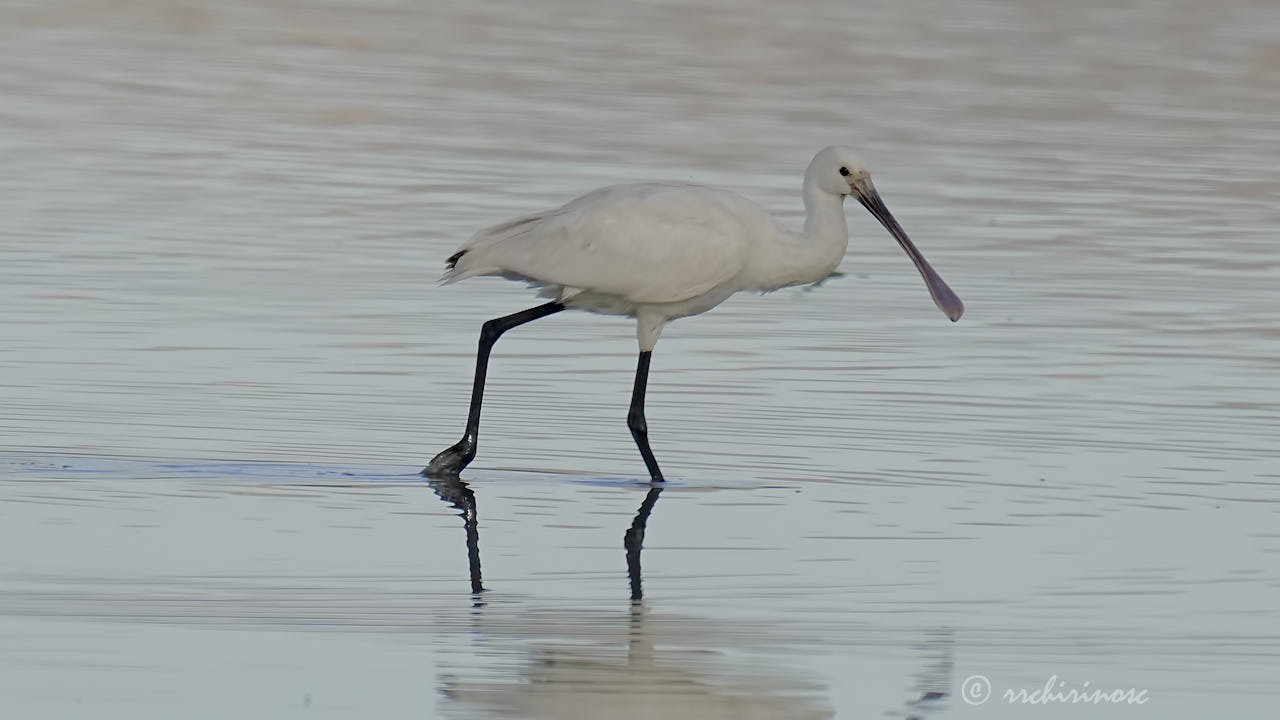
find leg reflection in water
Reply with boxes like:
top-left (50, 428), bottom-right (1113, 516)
top-left (624, 486), bottom-right (664, 602)
top-left (427, 477), bottom-right (484, 596)
top-left (426, 480), bottom-right (664, 601)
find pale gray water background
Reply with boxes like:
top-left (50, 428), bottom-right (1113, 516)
top-left (2, 0), bottom-right (1279, 717)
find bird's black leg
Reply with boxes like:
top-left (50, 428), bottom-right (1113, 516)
top-left (627, 350), bottom-right (665, 482)
top-left (424, 301), bottom-right (564, 476)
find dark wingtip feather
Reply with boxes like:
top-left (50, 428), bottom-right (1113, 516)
top-left (446, 250), bottom-right (467, 269)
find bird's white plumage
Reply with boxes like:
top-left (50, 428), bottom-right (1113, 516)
top-left (446, 183), bottom-right (771, 303)
top-left (441, 146), bottom-right (962, 351)
top-left (427, 147), bottom-right (964, 480)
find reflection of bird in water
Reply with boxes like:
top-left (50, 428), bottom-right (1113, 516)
top-left (442, 613), bottom-right (955, 720)
top-left (426, 478), bottom-right (662, 601)
top-left (426, 481), bottom-right (829, 718)
top-left (425, 481), bottom-right (950, 719)
top-left (441, 602), bottom-right (835, 720)
top-left (427, 482), bottom-right (836, 718)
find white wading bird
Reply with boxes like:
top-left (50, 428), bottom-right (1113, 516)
top-left (426, 146), bottom-right (964, 481)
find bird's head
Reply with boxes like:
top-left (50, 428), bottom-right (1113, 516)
top-left (807, 145), bottom-right (965, 322)
top-left (807, 145), bottom-right (872, 198)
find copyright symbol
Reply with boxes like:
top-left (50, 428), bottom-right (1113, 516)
top-left (962, 674), bottom-right (991, 705)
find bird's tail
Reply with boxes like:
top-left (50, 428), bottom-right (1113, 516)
top-left (439, 211), bottom-right (544, 285)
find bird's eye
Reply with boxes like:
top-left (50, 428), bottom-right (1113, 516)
top-left (839, 167), bottom-right (850, 177)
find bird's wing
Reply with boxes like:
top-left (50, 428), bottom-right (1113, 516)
top-left (446, 184), bottom-right (757, 305)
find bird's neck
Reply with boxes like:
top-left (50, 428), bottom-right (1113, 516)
top-left (795, 179), bottom-right (849, 282)
top-left (742, 180), bottom-right (850, 292)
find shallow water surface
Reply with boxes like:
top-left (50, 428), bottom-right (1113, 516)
top-left (2, 0), bottom-right (1279, 717)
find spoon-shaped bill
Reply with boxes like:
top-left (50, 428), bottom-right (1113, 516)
top-left (856, 190), bottom-right (964, 322)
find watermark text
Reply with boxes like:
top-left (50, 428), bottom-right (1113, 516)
top-left (962, 675), bottom-right (1149, 706)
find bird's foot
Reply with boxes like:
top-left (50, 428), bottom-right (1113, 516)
top-left (423, 437), bottom-right (475, 477)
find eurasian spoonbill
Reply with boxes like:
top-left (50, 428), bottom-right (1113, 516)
top-left (425, 146), bottom-right (963, 481)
